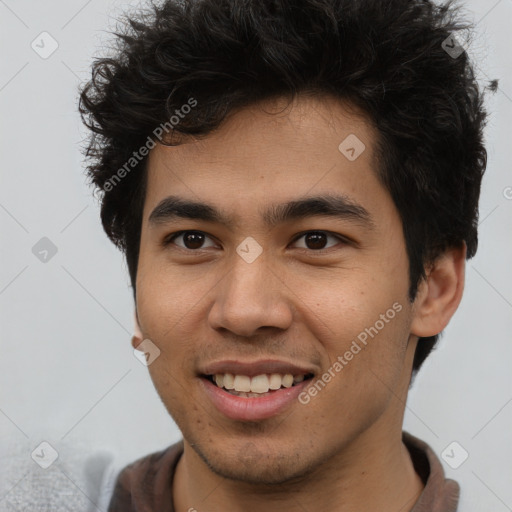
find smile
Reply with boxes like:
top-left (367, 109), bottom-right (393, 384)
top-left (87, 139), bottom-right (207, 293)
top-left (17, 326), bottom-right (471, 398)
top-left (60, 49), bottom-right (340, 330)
top-left (199, 373), bottom-right (315, 421)
top-left (205, 372), bottom-right (314, 396)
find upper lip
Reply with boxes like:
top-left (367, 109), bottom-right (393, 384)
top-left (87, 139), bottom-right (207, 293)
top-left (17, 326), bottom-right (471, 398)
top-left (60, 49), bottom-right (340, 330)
top-left (199, 359), bottom-right (316, 378)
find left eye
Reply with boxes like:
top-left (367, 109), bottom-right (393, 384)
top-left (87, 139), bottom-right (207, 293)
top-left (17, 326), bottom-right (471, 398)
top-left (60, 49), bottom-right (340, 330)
top-left (291, 231), bottom-right (344, 251)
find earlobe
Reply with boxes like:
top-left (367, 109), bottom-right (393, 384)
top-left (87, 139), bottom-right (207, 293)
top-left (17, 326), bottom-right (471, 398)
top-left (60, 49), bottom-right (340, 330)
top-left (410, 244), bottom-right (466, 338)
top-left (132, 308), bottom-right (143, 349)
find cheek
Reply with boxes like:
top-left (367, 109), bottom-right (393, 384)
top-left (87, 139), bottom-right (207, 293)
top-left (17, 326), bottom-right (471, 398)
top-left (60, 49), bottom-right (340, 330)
top-left (309, 271), bottom-right (405, 336)
top-left (147, 365), bottom-right (199, 430)
top-left (303, 273), bottom-right (410, 389)
top-left (301, 299), bottom-right (411, 421)
top-left (136, 260), bottom-right (213, 341)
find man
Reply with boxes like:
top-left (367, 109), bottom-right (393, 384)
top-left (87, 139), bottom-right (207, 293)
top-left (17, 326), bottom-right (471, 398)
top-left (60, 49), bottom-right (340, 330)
top-left (79, 0), bottom-right (492, 510)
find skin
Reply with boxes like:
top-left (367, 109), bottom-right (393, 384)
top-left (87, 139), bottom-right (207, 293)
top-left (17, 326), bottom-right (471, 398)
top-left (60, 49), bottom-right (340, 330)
top-left (133, 93), bottom-right (465, 512)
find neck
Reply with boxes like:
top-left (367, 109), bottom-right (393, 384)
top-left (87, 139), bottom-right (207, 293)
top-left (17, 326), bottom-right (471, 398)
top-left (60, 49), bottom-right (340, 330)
top-left (173, 420), bottom-right (424, 512)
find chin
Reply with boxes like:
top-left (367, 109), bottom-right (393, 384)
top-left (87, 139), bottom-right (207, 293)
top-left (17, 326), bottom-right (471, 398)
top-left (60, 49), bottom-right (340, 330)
top-left (195, 441), bottom-right (314, 486)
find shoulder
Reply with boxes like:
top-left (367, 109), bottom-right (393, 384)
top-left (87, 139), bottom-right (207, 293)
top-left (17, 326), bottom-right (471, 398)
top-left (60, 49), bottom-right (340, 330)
top-left (403, 430), bottom-right (460, 512)
top-left (107, 440), bottom-right (184, 512)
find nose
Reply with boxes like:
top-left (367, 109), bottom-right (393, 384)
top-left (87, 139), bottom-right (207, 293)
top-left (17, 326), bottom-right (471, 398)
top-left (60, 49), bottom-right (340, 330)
top-left (207, 252), bottom-right (293, 337)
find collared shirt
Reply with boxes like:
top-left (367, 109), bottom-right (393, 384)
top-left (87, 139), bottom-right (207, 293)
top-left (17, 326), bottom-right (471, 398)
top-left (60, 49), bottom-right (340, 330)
top-left (107, 430), bottom-right (460, 511)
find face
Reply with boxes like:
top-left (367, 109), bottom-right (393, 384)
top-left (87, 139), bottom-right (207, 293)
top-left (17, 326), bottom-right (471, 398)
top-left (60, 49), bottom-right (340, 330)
top-left (136, 94), bottom-right (418, 485)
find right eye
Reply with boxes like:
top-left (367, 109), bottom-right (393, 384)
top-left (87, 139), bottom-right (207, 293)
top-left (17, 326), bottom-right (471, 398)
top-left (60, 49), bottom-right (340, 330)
top-left (162, 230), bottom-right (218, 251)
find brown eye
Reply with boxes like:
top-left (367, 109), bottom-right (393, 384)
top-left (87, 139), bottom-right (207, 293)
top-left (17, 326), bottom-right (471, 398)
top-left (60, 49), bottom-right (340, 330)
top-left (181, 232), bottom-right (205, 249)
top-left (165, 231), bottom-right (217, 250)
top-left (292, 231), bottom-right (343, 251)
top-left (304, 232), bottom-right (328, 249)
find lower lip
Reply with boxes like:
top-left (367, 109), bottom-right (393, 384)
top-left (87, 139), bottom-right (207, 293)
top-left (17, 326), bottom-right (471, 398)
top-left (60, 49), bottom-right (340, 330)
top-left (200, 377), bottom-right (311, 422)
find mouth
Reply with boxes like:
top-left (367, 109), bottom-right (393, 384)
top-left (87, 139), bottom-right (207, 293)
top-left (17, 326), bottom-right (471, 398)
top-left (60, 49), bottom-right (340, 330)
top-left (199, 372), bottom-right (316, 422)
top-left (201, 372), bottom-right (315, 398)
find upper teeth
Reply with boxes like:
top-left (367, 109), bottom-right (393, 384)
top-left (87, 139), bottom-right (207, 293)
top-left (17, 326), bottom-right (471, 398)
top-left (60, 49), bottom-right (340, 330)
top-left (214, 373), bottom-right (306, 393)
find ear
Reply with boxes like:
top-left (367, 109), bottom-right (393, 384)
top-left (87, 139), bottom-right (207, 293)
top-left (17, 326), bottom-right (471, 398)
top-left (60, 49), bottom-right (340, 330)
top-left (410, 244), bottom-right (466, 338)
top-left (131, 308), bottom-right (144, 349)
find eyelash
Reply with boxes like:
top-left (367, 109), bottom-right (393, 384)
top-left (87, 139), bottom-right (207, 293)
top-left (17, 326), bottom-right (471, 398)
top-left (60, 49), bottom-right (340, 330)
top-left (162, 230), bottom-right (350, 254)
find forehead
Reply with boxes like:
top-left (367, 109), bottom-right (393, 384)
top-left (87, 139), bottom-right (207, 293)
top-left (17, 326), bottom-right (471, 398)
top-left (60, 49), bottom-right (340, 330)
top-left (142, 94), bottom-right (389, 225)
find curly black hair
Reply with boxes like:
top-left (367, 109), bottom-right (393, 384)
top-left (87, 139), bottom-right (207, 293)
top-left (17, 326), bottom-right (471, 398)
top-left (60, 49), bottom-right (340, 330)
top-left (79, 0), bottom-right (494, 377)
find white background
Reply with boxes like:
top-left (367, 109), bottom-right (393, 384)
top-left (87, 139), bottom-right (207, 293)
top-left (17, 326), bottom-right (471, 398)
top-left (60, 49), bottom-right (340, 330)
top-left (1, 0), bottom-right (511, 510)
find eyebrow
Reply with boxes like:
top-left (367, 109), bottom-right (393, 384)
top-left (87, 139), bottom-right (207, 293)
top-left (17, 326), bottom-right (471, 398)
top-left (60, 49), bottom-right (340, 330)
top-left (148, 194), bottom-right (374, 230)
